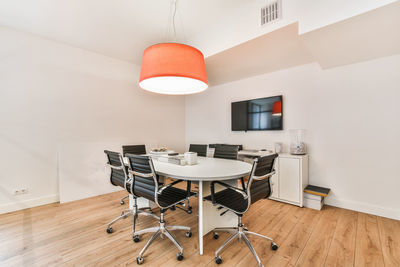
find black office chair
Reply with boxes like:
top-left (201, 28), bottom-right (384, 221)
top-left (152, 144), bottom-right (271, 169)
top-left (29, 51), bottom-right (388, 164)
top-left (204, 154), bottom-right (279, 267)
top-left (122, 145), bottom-right (147, 156)
top-left (213, 144), bottom-right (239, 160)
top-left (213, 144), bottom-right (248, 192)
top-left (125, 154), bottom-right (196, 264)
top-left (118, 145), bottom-right (147, 205)
top-left (104, 150), bottom-right (157, 234)
top-left (189, 144), bottom-right (208, 157)
top-left (210, 144), bottom-right (243, 151)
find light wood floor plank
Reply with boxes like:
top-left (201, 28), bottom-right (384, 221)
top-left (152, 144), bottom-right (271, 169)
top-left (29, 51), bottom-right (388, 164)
top-left (0, 191), bottom-right (398, 267)
top-left (324, 209), bottom-right (358, 267)
top-left (268, 208), bottom-right (322, 267)
top-left (0, 197), bottom-right (127, 263)
top-left (355, 213), bottom-right (385, 267)
top-left (377, 216), bottom-right (400, 267)
top-left (294, 206), bottom-right (341, 267)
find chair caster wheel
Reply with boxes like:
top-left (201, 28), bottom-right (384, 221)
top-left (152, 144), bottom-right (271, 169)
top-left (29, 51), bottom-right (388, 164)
top-left (136, 256), bottom-right (144, 264)
top-left (170, 205), bottom-right (176, 211)
top-left (106, 227), bottom-right (113, 234)
top-left (187, 209), bottom-right (192, 214)
top-left (133, 235), bottom-right (140, 243)
top-left (177, 252), bottom-right (184, 261)
top-left (215, 256), bottom-right (222, 264)
top-left (186, 231), bottom-right (192, 238)
top-left (213, 233), bottom-right (219, 239)
top-left (271, 242), bottom-right (278, 250)
top-left (120, 200), bottom-right (125, 205)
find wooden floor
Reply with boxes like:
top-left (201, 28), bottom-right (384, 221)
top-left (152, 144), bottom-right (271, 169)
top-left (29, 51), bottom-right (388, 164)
top-left (1, 191), bottom-right (399, 267)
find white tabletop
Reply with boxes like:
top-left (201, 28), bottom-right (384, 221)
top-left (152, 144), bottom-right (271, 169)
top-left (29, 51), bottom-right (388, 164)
top-left (153, 157), bottom-right (252, 181)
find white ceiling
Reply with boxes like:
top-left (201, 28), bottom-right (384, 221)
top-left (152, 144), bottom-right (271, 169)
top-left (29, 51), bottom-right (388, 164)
top-left (206, 1), bottom-right (400, 85)
top-left (0, 0), bottom-right (399, 86)
top-left (0, 0), bottom-right (240, 64)
top-left (206, 23), bottom-right (314, 86)
top-left (301, 1), bottom-right (400, 69)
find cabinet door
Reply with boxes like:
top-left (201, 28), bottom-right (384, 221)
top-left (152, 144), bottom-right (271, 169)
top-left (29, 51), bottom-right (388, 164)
top-left (270, 159), bottom-right (279, 198)
top-left (278, 158), bottom-right (300, 203)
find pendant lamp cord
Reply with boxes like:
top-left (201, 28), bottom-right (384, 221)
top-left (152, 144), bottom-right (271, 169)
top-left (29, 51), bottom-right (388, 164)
top-left (165, 0), bottom-right (182, 42)
top-left (172, 0), bottom-right (177, 41)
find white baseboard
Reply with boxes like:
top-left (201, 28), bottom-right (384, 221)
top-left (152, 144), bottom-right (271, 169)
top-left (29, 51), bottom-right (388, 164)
top-left (0, 194), bottom-right (59, 215)
top-left (325, 196), bottom-right (400, 220)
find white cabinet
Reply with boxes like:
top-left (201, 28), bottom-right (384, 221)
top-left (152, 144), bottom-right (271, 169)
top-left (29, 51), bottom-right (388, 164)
top-left (270, 154), bottom-right (308, 207)
top-left (279, 158), bottom-right (300, 203)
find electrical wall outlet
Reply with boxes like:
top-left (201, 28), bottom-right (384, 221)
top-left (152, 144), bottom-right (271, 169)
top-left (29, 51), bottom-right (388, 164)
top-left (21, 188), bottom-right (29, 194)
top-left (13, 188), bottom-right (29, 195)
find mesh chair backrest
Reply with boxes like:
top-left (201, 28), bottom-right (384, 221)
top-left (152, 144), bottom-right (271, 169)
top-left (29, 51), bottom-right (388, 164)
top-left (189, 144), bottom-right (207, 157)
top-left (104, 150), bottom-right (127, 188)
top-left (122, 145), bottom-right (146, 157)
top-left (248, 154), bottom-right (278, 204)
top-left (126, 154), bottom-right (157, 201)
top-left (213, 144), bottom-right (239, 160)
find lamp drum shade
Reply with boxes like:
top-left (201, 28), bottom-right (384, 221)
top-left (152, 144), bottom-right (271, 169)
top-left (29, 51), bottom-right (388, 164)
top-left (139, 43), bottom-right (208, 95)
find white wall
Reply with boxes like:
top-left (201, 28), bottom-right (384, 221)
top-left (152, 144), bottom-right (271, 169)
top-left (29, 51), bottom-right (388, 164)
top-left (0, 27), bottom-right (185, 213)
top-left (186, 54), bottom-right (400, 220)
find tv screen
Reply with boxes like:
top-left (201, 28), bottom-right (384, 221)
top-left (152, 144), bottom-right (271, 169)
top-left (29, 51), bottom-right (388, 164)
top-left (231, 95), bottom-right (283, 131)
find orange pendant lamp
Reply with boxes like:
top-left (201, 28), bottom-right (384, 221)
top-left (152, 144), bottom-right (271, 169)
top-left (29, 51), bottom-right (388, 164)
top-left (139, 43), bottom-right (208, 95)
top-left (272, 100), bottom-right (282, 116)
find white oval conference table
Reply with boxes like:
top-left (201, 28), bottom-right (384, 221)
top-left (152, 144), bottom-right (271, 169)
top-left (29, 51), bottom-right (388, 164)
top-left (130, 157), bottom-right (252, 255)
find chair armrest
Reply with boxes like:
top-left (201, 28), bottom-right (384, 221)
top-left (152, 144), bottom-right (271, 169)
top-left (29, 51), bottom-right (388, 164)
top-left (253, 170), bottom-right (276, 180)
top-left (210, 181), bottom-right (248, 204)
top-left (157, 179), bottom-right (184, 195)
top-left (106, 164), bottom-right (124, 170)
top-left (128, 170), bottom-right (154, 178)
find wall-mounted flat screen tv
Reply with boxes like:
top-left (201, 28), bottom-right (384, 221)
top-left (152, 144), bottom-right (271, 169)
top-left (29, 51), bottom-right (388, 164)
top-left (231, 95), bottom-right (283, 131)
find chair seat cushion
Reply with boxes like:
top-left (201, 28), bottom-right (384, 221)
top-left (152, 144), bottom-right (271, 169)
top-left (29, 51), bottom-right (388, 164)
top-left (158, 187), bottom-right (196, 208)
top-left (204, 188), bottom-right (248, 213)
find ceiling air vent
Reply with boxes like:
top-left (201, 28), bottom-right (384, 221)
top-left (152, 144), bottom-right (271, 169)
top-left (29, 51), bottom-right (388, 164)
top-left (261, 0), bottom-right (282, 26)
